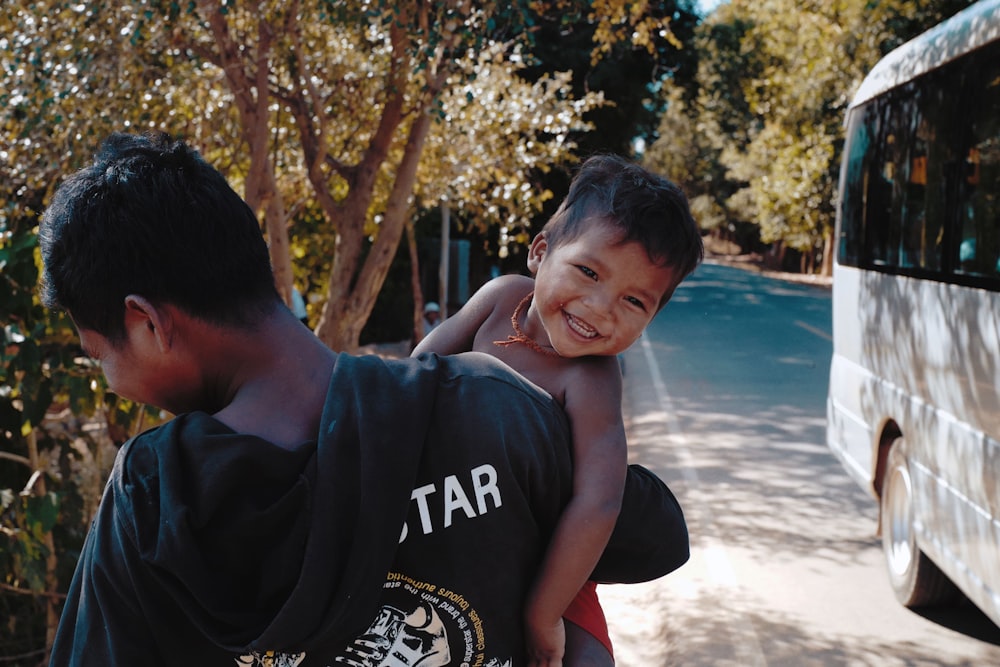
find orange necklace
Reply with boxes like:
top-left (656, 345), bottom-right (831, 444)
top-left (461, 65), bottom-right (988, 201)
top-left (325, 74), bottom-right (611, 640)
top-left (493, 291), bottom-right (561, 357)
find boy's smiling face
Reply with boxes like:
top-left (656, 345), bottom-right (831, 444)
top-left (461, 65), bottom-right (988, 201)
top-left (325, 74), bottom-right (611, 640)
top-left (525, 218), bottom-right (677, 359)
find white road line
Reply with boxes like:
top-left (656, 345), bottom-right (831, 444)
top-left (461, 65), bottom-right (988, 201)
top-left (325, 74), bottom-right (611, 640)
top-left (794, 319), bottom-right (832, 341)
top-left (640, 335), bottom-right (769, 666)
top-left (640, 335), bottom-right (700, 487)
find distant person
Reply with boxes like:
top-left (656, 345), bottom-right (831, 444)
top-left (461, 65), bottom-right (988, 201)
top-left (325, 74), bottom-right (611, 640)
top-left (423, 301), bottom-right (442, 336)
top-left (415, 154), bottom-right (703, 665)
top-left (39, 133), bottom-right (689, 666)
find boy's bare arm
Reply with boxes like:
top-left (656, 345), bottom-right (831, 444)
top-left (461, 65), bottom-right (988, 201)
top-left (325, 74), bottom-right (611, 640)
top-left (412, 275), bottom-right (528, 357)
top-left (523, 360), bottom-right (627, 664)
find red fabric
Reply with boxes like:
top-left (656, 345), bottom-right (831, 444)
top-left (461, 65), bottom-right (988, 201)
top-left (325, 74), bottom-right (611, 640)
top-left (563, 580), bottom-right (613, 658)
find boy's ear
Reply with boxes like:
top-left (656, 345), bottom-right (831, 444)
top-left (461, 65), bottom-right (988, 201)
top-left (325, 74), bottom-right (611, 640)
top-left (526, 232), bottom-right (549, 274)
top-left (123, 295), bottom-right (174, 352)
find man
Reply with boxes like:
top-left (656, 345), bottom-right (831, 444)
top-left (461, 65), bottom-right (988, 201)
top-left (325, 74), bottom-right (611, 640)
top-left (40, 132), bottom-right (687, 666)
top-left (422, 301), bottom-right (442, 337)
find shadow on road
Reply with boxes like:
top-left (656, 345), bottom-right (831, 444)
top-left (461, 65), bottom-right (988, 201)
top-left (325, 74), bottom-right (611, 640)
top-left (606, 580), bottom-right (999, 667)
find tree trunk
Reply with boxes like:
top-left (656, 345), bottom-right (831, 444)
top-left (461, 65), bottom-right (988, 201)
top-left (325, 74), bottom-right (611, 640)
top-left (312, 25), bottom-right (413, 352)
top-left (438, 203), bottom-right (450, 319)
top-left (406, 218), bottom-right (424, 347)
top-left (320, 105), bottom-right (437, 352)
top-left (195, 2), bottom-right (294, 307)
top-left (314, 22), bottom-right (447, 352)
top-left (820, 226), bottom-right (834, 277)
top-left (261, 175), bottom-right (294, 305)
top-left (245, 147), bottom-right (294, 305)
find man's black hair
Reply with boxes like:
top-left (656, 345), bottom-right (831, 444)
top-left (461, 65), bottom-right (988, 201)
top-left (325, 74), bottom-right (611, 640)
top-left (541, 154), bottom-right (704, 306)
top-left (39, 132), bottom-right (279, 341)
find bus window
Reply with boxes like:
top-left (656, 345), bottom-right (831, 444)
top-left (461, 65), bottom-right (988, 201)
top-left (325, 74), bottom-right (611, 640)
top-left (838, 110), bottom-right (872, 267)
top-left (863, 100), bottom-right (897, 267)
top-left (882, 78), bottom-right (954, 273)
top-left (839, 42), bottom-right (996, 284)
top-left (862, 90), bottom-right (933, 270)
top-left (956, 47), bottom-right (1000, 278)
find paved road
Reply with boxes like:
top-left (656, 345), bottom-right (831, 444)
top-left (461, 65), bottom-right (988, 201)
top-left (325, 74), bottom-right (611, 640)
top-left (602, 262), bottom-right (1000, 666)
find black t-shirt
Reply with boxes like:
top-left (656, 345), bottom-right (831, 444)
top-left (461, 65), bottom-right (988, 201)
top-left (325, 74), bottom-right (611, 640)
top-left (49, 352), bottom-right (688, 667)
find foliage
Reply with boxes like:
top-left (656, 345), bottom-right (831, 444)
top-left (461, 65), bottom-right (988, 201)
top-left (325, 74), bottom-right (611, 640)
top-left (413, 45), bottom-right (601, 252)
top-left (644, 0), bottom-right (977, 273)
top-left (524, 0), bottom-right (701, 156)
top-left (0, 209), bottom-right (166, 663)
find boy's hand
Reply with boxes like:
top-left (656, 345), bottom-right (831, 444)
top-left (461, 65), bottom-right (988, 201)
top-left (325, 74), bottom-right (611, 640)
top-left (525, 616), bottom-right (566, 667)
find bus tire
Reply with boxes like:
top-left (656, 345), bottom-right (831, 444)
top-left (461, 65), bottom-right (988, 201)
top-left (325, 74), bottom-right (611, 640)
top-left (881, 443), bottom-right (958, 608)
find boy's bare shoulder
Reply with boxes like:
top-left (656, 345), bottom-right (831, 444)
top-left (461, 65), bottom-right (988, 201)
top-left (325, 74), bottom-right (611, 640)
top-left (479, 274), bottom-right (534, 301)
top-left (472, 274), bottom-right (534, 325)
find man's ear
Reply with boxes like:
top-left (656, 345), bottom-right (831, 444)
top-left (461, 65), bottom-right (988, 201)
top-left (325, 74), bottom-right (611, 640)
top-left (123, 295), bottom-right (174, 352)
top-left (526, 232), bottom-right (549, 275)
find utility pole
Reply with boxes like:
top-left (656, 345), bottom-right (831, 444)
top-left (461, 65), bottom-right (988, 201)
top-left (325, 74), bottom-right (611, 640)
top-left (439, 201), bottom-right (450, 319)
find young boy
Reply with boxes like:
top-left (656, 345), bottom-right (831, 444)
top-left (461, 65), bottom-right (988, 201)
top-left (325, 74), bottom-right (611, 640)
top-left (40, 133), bottom-right (690, 666)
top-left (414, 155), bottom-right (704, 665)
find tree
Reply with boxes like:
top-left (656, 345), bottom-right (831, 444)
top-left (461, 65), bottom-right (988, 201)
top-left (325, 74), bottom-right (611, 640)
top-left (642, 6), bottom-right (762, 251)
top-left (3, 1), bottom-right (676, 354)
top-left (147, 0), bottom-right (679, 350)
top-left (720, 0), bottom-right (848, 270)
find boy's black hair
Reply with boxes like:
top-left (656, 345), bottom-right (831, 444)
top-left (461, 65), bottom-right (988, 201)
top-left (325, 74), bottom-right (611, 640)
top-left (541, 154), bottom-right (704, 306)
top-left (39, 132), bottom-right (279, 342)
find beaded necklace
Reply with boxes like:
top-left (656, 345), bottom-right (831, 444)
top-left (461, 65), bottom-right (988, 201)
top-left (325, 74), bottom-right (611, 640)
top-left (493, 291), bottom-right (561, 357)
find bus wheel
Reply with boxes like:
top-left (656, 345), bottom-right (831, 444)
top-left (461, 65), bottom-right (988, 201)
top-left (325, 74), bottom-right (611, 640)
top-left (881, 443), bottom-right (957, 607)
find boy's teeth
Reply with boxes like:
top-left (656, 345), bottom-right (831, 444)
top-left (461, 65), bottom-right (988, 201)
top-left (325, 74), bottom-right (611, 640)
top-left (567, 314), bottom-right (597, 338)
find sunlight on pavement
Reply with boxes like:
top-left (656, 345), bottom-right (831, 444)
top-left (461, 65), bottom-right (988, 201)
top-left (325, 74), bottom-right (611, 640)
top-left (600, 337), bottom-right (767, 666)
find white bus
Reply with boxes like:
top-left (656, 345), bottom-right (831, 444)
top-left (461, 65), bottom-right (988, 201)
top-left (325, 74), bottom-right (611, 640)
top-left (826, 0), bottom-right (1000, 626)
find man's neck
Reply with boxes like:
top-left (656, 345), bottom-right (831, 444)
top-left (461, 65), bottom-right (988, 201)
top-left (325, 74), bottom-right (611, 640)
top-left (206, 309), bottom-right (338, 448)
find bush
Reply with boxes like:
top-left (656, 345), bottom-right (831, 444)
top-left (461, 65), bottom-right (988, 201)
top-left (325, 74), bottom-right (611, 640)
top-left (1, 217), bottom-right (159, 664)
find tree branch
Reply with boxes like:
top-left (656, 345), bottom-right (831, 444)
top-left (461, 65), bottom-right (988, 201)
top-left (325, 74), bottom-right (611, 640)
top-left (0, 451), bottom-right (31, 467)
top-left (0, 581), bottom-right (66, 600)
top-left (194, 0), bottom-right (257, 119)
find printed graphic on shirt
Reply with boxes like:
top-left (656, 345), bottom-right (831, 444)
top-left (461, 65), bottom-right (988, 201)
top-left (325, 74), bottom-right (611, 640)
top-left (235, 464), bottom-right (512, 667)
top-left (334, 572), bottom-right (511, 667)
top-left (234, 650), bottom-right (306, 666)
